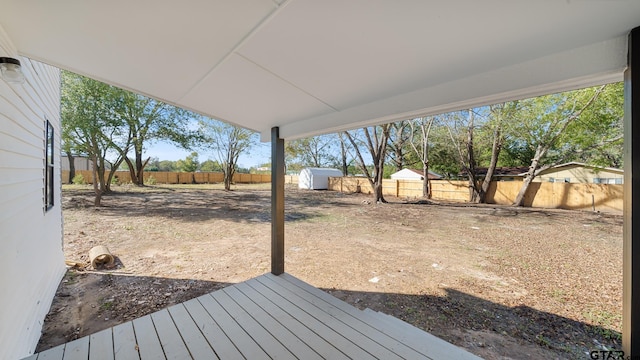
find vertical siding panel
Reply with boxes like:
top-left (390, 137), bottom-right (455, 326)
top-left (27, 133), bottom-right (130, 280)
top-left (0, 25), bottom-right (65, 360)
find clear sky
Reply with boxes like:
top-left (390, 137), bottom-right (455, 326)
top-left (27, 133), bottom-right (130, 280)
top-left (143, 141), bottom-right (271, 169)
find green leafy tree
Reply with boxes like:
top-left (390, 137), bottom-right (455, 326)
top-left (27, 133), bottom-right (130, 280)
top-left (180, 152), bottom-right (200, 172)
top-left (199, 120), bottom-right (257, 190)
top-left (62, 71), bottom-right (203, 187)
top-left (509, 84), bottom-right (621, 206)
top-left (200, 159), bottom-right (222, 172)
top-left (285, 135), bottom-right (336, 168)
top-left (145, 157), bottom-right (160, 171)
top-left (114, 90), bottom-right (203, 186)
top-left (61, 71), bottom-right (130, 205)
top-left (157, 160), bottom-right (177, 172)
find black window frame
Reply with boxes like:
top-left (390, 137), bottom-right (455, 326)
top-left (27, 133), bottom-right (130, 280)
top-left (45, 119), bottom-right (54, 210)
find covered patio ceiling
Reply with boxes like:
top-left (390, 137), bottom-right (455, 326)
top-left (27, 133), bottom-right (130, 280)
top-left (1, 1), bottom-right (639, 140)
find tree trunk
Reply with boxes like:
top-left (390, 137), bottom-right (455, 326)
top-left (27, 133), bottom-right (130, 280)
top-left (124, 157), bottom-right (140, 185)
top-left (422, 161), bottom-right (431, 199)
top-left (513, 145), bottom-right (545, 206)
top-left (466, 111), bottom-right (480, 203)
top-left (224, 163), bottom-right (234, 191)
top-left (66, 152), bottom-right (76, 183)
top-left (374, 181), bottom-right (385, 203)
top-left (105, 157), bottom-right (126, 191)
top-left (409, 117), bottom-right (434, 199)
top-left (344, 126), bottom-right (390, 203)
top-left (479, 126), bottom-right (502, 203)
top-left (135, 151), bottom-right (146, 186)
top-left (339, 133), bottom-right (349, 176)
top-left (92, 156), bottom-right (105, 206)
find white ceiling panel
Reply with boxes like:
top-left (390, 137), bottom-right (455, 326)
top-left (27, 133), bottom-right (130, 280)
top-left (0, 0), bottom-right (278, 100)
top-left (0, 0), bottom-right (639, 140)
top-left (238, 0), bottom-right (635, 111)
top-left (180, 53), bottom-right (335, 132)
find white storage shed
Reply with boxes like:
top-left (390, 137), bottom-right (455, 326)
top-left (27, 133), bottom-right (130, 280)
top-left (298, 168), bottom-right (343, 190)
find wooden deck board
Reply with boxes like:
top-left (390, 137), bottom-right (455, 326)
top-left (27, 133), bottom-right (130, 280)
top-left (282, 273), bottom-right (481, 360)
top-left (211, 288), bottom-right (297, 360)
top-left (235, 281), bottom-right (349, 360)
top-left (132, 315), bottom-right (164, 360)
top-left (245, 278), bottom-right (374, 360)
top-left (197, 293), bottom-right (270, 360)
top-left (167, 303), bottom-right (219, 360)
top-left (181, 298), bottom-right (243, 360)
top-left (27, 272), bottom-right (483, 360)
top-left (257, 275), bottom-right (406, 360)
top-left (263, 274), bottom-right (423, 359)
top-left (88, 328), bottom-right (114, 360)
top-left (151, 308), bottom-right (191, 359)
top-left (223, 284), bottom-right (324, 360)
top-left (112, 322), bottom-right (139, 360)
top-left (35, 344), bottom-right (64, 360)
top-left (62, 336), bottom-right (89, 360)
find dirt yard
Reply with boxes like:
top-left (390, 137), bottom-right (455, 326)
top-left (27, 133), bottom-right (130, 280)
top-left (37, 184), bottom-right (623, 359)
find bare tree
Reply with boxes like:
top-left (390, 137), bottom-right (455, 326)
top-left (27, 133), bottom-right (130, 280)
top-left (337, 132), bottom-right (354, 176)
top-left (200, 120), bottom-right (256, 191)
top-left (387, 121), bottom-right (412, 172)
top-left (344, 125), bottom-right (391, 203)
top-left (446, 110), bottom-right (481, 202)
top-left (476, 103), bottom-right (516, 203)
top-left (408, 117), bottom-right (435, 198)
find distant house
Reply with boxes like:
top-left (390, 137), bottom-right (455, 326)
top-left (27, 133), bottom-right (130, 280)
top-left (390, 168), bottom-right (442, 180)
top-left (459, 167), bottom-right (529, 181)
top-left (534, 162), bottom-right (624, 184)
top-left (60, 155), bottom-right (92, 171)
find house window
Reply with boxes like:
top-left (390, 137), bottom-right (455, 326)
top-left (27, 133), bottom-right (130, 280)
top-left (593, 177), bottom-right (624, 185)
top-left (564, 178), bottom-right (571, 183)
top-left (548, 178), bottom-right (555, 183)
top-left (45, 120), bottom-right (54, 210)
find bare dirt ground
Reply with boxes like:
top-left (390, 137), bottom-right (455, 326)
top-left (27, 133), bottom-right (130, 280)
top-left (37, 184), bottom-right (623, 359)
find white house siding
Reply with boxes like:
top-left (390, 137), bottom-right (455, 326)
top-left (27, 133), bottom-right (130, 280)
top-left (0, 27), bottom-right (65, 360)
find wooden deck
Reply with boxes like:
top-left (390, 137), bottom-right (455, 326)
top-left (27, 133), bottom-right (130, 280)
top-left (24, 273), bottom-right (481, 359)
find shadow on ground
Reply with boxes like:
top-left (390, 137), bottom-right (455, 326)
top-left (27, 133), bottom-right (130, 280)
top-left (62, 186), bottom-right (357, 224)
top-left (328, 287), bottom-right (620, 359)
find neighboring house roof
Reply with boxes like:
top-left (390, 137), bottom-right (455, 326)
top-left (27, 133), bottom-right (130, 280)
top-left (538, 162), bottom-right (623, 175)
top-left (391, 168), bottom-right (442, 180)
top-left (461, 163), bottom-right (623, 178)
top-left (459, 167), bottom-right (529, 177)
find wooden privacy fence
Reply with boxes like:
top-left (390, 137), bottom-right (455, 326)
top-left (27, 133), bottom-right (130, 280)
top-left (61, 170), bottom-right (293, 185)
top-left (328, 177), bottom-right (623, 212)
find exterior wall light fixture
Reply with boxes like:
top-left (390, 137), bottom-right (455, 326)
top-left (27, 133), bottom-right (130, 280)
top-left (0, 57), bottom-right (25, 84)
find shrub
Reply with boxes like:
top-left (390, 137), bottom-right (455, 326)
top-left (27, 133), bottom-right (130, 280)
top-left (72, 173), bottom-right (86, 185)
top-left (147, 176), bottom-right (157, 185)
